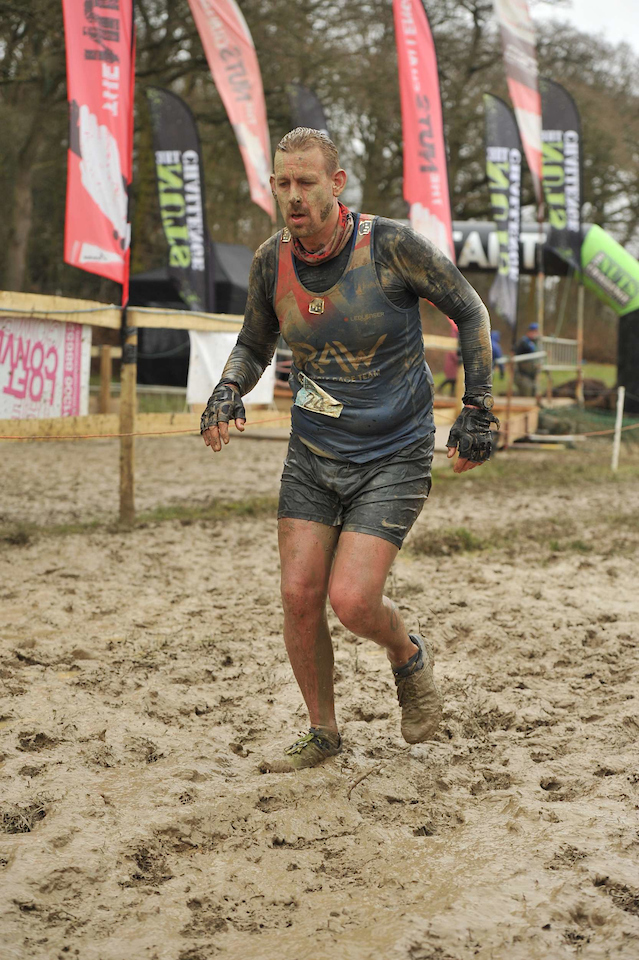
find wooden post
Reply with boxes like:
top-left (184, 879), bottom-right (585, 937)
top-left (504, 354), bottom-right (515, 450)
top-left (576, 283), bottom-right (585, 406)
top-left (536, 272), bottom-right (544, 337)
top-left (119, 317), bottom-right (137, 525)
top-left (535, 215), bottom-right (545, 404)
top-left (99, 345), bottom-right (112, 414)
top-left (546, 367), bottom-right (554, 402)
top-left (535, 270), bottom-right (545, 403)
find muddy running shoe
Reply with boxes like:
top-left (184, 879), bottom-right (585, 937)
top-left (393, 634), bottom-right (442, 744)
top-left (283, 728), bottom-right (342, 770)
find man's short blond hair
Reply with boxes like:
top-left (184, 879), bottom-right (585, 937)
top-left (276, 127), bottom-right (339, 175)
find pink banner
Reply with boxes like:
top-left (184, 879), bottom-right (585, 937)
top-left (187, 0), bottom-right (275, 220)
top-left (62, 0), bottom-right (135, 291)
top-left (493, 0), bottom-right (543, 211)
top-left (393, 0), bottom-right (455, 263)
top-left (0, 318), bottom-right (91, 420)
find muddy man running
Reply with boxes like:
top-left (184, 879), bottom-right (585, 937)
top-left (201, 127), bottom-right (498, 770)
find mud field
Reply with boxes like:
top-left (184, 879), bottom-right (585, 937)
top-left (1, 434), bottom-right (638, 960)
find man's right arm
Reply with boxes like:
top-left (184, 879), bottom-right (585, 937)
top-left (201, 240), bottom-right (280, 450)
top-left (218, 242), bottom-right (281, 395)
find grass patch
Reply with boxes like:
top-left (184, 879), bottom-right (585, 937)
top-left (0, 525), bottom-right (32, 546)
top-left (433, 363), bottom-right (617, 397)
top-left (409, 516), bottom-right (601, 558)
top-left (409, 525), bottom-right (487, 556)
top-left (136, 496), bottom-right (278, 525)
top-left (431, 449), bottom-right (639, 494)
top-left (136, 393), bottom-right (188, 414)
top-left (0, 497), bottom-right (279, 546)
top-left (0, 519), bottom-right (105, 546)
top-left (605, 511), bottom-right (639, 532)
top-left (548, 538), bottom-right (593, 554)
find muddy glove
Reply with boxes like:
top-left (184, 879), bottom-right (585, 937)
top-left (446, 406), bottom-right (500, 463)
top-left (200, 383), bottom-right (245, 435)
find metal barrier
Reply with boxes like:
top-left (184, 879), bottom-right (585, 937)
top-left (541, 336), bottom-right (579, 372)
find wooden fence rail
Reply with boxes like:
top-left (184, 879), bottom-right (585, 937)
top-left (0, 291), bottom-right (462, 523)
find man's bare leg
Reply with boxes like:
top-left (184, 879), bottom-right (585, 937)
top-left (328, 530), bottom-right (442, 743)
top-left (328, 531), bottom-right (417, 667)
top-left (278, 518), bottom-right (340, 734)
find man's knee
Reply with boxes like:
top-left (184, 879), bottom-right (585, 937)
top-left (329, 583), bottom-right (375, 634)
top-left (281, 575), bottom-right (327, 616)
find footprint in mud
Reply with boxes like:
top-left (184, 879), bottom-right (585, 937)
top-left (564, 928), bottom-right (591, 948)
top-left (122, 843), bottom-right (173, 887)
top-left (124, 736), bottom-right (163, 764)
top-left (18, 765), bottom-right (44, 778)
top-left (17, 731), bottom-right (59, 752)
top-left (470, 769), bottom-right (512, 795)
top-left (182, 892), bottom-right (298, 936)
top-left (540, 776), bottom-right (563, 792)
top-left (457, 703), bottom-right (516, 739)
top-left (593, 877), bottom-right (639, 917)
top-left (1, 800), bottom-right (47, 834)
top-left (540, 775), bottom-right (588, 802)
top-left (546, 845), bottom-right (588, 870)
top-left (178, 947), bottom-right (221, 960)
top-left (342, 699), bottom-right (390, 722)
top-left (182, 898), bottom-right (227, 937)
top-left (85, 743), bottom-right (118, 769)
top-left (255, 795), bottom-right (286, 813)
top-left (529, 745), bottom-right (568, 763)
top-left (593, 764), bottom-right (625, 778)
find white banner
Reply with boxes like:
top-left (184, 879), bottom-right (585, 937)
top-left (0, 318), bottom-right (91, 420)
top-left (187, 331), bottom-right (275, 406)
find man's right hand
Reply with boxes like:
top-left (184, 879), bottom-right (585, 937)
top-left (200, 383), bottom-right (246, 452)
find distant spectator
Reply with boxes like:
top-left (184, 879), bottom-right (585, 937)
top-left (491, 331), bottom-right (504, 379)
top-left (515, 323), bottom-right (542, 396)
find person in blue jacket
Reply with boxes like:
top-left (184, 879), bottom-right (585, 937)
top-left (491, 330), bottom-right (504, 380)
top-left (515, 323), bottom-right (542, 396)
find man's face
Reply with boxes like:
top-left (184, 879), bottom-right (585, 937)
top-left (270, 146), bottom-right (346, 241)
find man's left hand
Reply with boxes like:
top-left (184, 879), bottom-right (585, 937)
top-left (446, 405), bottom-right (500, 474)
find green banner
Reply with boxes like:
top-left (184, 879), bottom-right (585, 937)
top-left (581, 224), bottom-right (639, 316)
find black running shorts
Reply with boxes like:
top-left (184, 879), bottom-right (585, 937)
top-left (278, 433), bottom-right (434, 549)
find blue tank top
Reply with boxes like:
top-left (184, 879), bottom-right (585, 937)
top-left (273, 214), bottom-right (435, 463)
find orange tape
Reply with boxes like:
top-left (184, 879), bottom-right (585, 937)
top-left (0, 414), bottom-right (291, 442)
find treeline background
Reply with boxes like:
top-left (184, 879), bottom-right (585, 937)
top-left (1, 0), bottom-right (638, 360)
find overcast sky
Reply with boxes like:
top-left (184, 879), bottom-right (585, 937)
top-left (534, 0), bottom-right (639, 56)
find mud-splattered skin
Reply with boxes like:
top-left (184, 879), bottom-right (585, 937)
top-left (269, 147), bottom-right (346, 247)
top-left (220, 216), bottom-right (493, 455)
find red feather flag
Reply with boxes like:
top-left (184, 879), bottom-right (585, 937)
top-left (393, 0), bottom-right (455, 264)
top-left (62, 0), bottom-right (136, 298)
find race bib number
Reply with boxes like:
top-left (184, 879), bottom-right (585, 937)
top-left (295, 372), bottom-right (343, 419)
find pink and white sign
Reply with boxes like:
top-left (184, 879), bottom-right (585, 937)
top-left (0, 318), bottom-right (91, 420)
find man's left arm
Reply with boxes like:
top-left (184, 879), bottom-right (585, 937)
top-left (385, 225), bottom-right (499, 472)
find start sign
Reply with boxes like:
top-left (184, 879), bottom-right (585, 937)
top-left (0, 317), bottom-right (91, 420)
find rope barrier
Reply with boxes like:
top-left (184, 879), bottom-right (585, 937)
top-left (131, 306), bottom-right (241, 322)
top-left (0, 413), bottom-right (292, 442)
top-left (579, 421), bottom-right (639, 438)
top-left (498, 418), bottom-right (639, 439)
